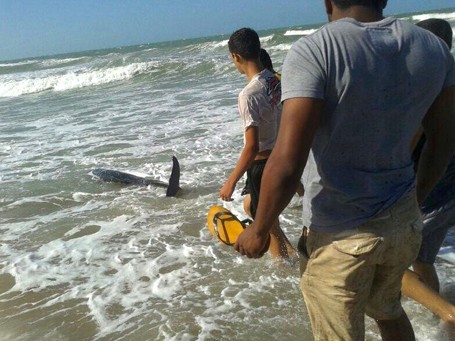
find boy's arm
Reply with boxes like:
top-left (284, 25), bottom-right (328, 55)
top-left (219, 126), bottom-right (259, 201)
top-left (417, 85), bottom-right (455, 204)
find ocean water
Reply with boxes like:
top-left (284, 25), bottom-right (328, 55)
top-left (1, 8), bottom-right (455, 341)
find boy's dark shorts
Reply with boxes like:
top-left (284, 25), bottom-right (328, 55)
top-left (241, 159), bottom-right (267, 219)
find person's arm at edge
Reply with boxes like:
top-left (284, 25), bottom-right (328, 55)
top-left (219, 126), bottom-right (258, 201)
top-left (416, 85), bottom-right (455, 204)
top-left (234, 97), bottom-right (323, 257)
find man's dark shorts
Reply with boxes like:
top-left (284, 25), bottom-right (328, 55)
top-left (417, 200), bottom-right (455, 264)
top-left (241, 159), bottom-right (267, 219)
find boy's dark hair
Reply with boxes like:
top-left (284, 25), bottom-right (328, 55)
top-left (332, 0), bottom-right (387, 9)
top-left (228, 28), bottom-right (261, 60)
top-left (416, 18), bottom-right (453, 49)
top-left (260, 48), bottom-right (274, 72)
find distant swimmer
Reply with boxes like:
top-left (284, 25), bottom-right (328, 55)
top-left (92, 156), bottom-right (180, 197)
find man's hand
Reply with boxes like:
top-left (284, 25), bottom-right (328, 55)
top-left (234, 223), bottom-right (270, 258)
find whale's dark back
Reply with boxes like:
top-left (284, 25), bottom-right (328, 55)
top-left (91, 169), bottom-right (151, 186)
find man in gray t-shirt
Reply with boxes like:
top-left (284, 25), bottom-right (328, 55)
top-left (288, 16), bottom-right (454, 232)
top-left (234, 1), bottom-right (455, 340)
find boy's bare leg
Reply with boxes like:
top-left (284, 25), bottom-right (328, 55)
top-left (243, 194), bottom-right (252, 217)
top-left (243, 194), bottom-right (297, 262)
top-left (268, 218), bottom-right (298, 262)
top-left (402, 269), bottom-right (455, 323)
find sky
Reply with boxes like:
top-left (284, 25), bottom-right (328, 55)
top-left (0, 0), bottom-right (454, 61)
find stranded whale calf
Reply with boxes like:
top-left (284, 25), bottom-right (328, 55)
top-left (92, 156), bottom-right (180, 197)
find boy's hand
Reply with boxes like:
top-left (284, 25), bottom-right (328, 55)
top-left (219, 181), bottom-right (235, 201)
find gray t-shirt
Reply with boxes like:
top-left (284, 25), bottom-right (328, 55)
top-left (239, 69), bottom-right (282, 152)
top-left (282, 17), bottom-right (455, 232)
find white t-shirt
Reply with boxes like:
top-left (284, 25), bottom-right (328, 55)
top-left (238, 69), bottom-right (282, 152)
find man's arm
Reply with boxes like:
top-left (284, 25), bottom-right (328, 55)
top-left (234, 98), bottom-right (323, 257)
top-left (416, 85), bottom-right (455, 204)
top-left (219, 126), bottom-right (258, 201)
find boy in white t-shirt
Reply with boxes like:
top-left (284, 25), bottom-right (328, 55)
top-left (219, 27), bottom-right (296, 261)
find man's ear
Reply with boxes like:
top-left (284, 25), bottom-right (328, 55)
top-left (324, 0), bottom-right (333, 19)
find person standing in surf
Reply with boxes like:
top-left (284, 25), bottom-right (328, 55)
top-left (219, 27), bottom-right (296, 262)
top-left (234, 1), bottom-right (455, 340)
top-left (401, 17), bottom-right (455, 328)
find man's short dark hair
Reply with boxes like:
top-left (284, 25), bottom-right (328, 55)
top-left (332, 0), bottom-right (387, 9)
top-left (416, 18), bottom-right (453, 49)
top-left (228, 28), bottom-right (261, 60)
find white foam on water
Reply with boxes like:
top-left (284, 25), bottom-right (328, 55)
top-left (0, 61), bottom-right (160, 97)
top-left (438, 246), bottom-right (455, 264)
top-left (260, 34), bottom-right (275, 42)
top-left (211, 39), bottom-right (229, 48)
top-left (0, 60), bottom-right (38, 67)
top-left (270, 43), bottom-right (294, 52)
top-left (411, 11), bottom-right (455, 22)
top-left (36, 56), bottom-right (87, 68)
top-left (284, 29), bottom-right (318, 36)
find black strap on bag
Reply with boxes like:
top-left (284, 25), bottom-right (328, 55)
top-left (212, 212), bottom-right (250, 245)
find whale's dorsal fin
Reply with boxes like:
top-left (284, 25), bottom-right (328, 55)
top-left (166, 156), bottom-right (180, 197)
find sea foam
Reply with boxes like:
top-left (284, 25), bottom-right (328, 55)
top-left (284, 29), bottom-right (318, 36)
top-left (0, 61), bottom-right (159, 97)
top-left (411, 11), bottom-right (455, 22)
